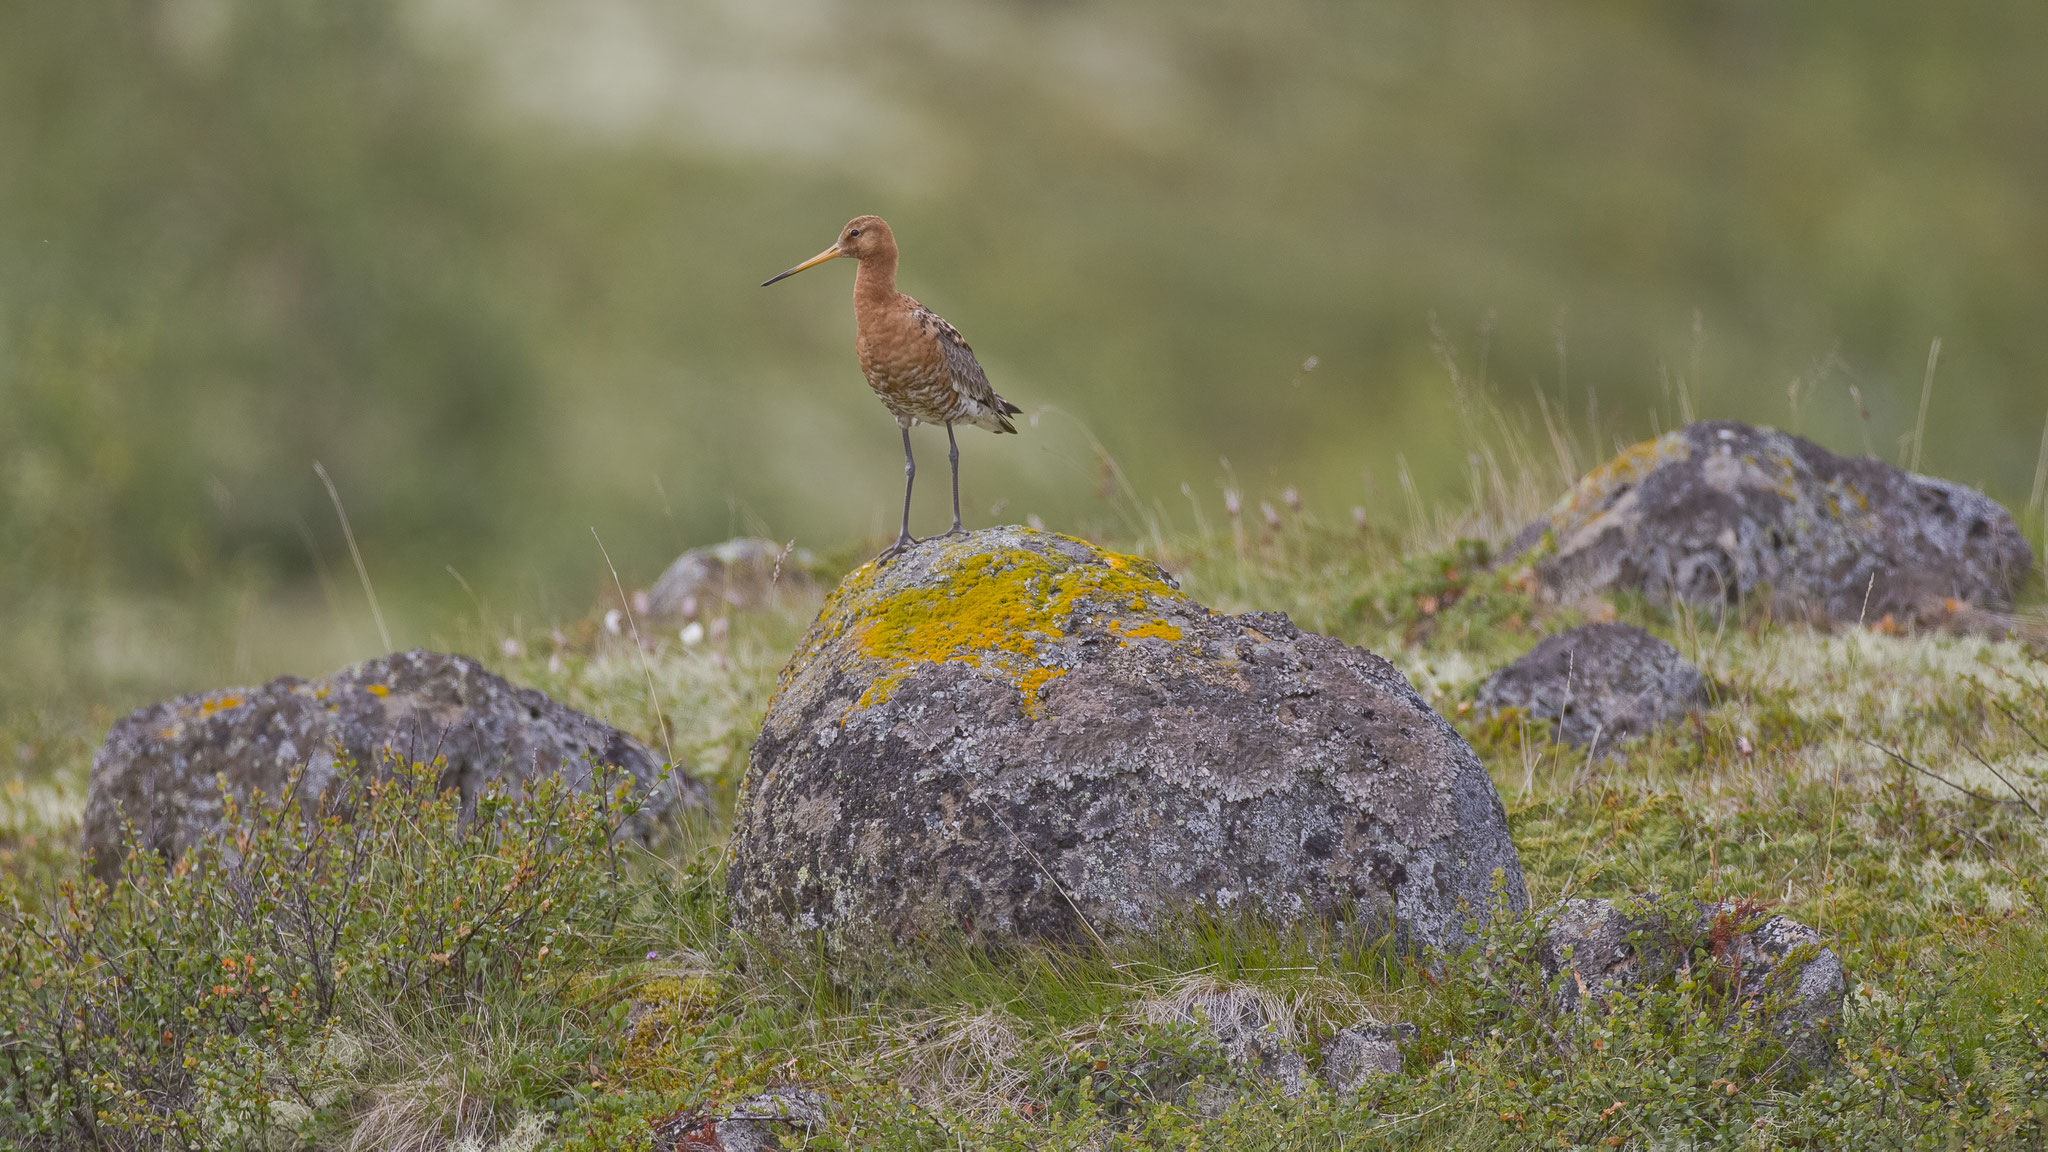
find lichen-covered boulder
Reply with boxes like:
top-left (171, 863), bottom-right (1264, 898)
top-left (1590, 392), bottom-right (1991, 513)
top-left (83, 648), bottom-right (703, 877)
top-left (1476, 623), bottom-right (1707, 751)
top-left (1506, 420), bottom-right (2031, 626)
top-left (726, 526), bottom-right (1526, 961)
top-left (645, 537), bottom-right (819, 620)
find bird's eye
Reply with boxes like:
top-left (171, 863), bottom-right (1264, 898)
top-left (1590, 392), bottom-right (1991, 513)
top-left (848, 228), bottom-right (861, 237)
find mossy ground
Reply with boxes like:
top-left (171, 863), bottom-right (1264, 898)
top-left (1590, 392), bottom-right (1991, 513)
top-left (4, 512), bottom-right (2048, 1149)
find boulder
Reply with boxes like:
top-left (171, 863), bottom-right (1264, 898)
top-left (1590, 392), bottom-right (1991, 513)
top-left (83, 648), bottom-right (702, 877)
top-left (1475, 623), bottom-right (1707, 751)
top-left (1321, 1022), bottom-right (1415, 1093)
top-left (1507, 421), bottom-right (2031, 627)
top-left (1541, 896), bottom-right (1844, 1061)
top-left (645, 538), bottom-right (819, 620)
top-left (726, 526), bottom-right (1526, 963)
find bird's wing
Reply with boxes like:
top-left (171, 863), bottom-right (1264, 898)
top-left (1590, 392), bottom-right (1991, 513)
top-left (914, 304), bottom-right (1022, 432)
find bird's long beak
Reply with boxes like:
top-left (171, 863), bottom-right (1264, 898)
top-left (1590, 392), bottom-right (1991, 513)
top-left (762, 245), bottom-right (842, 287)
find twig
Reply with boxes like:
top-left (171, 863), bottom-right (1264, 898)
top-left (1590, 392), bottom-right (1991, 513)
top-left (1363, 1098), bottom-right (1453, 1132)
top-left (1957, 737), bottom-right (2042, 818)
top-left (1858, 737), bottom-right (2005, 807)
top-left (976, 797), bottom-right (1110, 955)
top-left (1992, 700), bottom-right (2048, 760)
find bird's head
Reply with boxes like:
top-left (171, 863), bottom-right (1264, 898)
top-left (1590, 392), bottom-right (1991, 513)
top-left (763, 215), bottom-right (895, 286)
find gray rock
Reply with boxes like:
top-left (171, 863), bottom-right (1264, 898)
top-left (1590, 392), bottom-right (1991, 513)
top-left (647, 1087), bottom-right (828, 1152)
top-left (1321, 1022), bottom-right (1415, 1093)
top-left (1153, 989), bottom-right (1307, 1097)
top-left (1475, 623), bottom-right (1707, 751)
top-left (1539, 896), bottom-right (1680, 1012)
top-left (1507, 421), bottom-right (2031, 627)
top-left (82, 648), bottom-right (703, 877)
top-left (645, 538), bottom-right (818, 620)
top-left (726, 526), bottom-right (1526, 963)
top-left (1715, 909), bottom-right (1847, 1060)
top-left (1540, 896), bottom-right (1845, 1062)
top-left (710, 1088), bottom-right (829, 1152)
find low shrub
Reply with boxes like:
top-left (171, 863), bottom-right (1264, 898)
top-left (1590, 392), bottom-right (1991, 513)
top-left (0, 755), bottom-right (639, 1150)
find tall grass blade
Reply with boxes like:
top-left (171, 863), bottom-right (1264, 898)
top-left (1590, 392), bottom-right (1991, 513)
top-left (314, 460), bottom-right (393, 653)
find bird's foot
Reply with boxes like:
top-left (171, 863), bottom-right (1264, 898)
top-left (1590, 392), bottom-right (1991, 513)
top-left (876, 533), bottom-right (923, 561)
top-left (939, 523), bottom-right (970, 540)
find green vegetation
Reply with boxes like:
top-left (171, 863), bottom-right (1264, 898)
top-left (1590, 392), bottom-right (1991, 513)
top-left (8, 3), bottom-right (2048, 1145)
top-left (8, 0), bottom-right (2048, 718)
top-left (4, 504), bottom-right (2046, 1148)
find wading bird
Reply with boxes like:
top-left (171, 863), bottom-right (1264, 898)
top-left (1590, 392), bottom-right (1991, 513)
top-left (764, 216), bottom-right (1021, 557)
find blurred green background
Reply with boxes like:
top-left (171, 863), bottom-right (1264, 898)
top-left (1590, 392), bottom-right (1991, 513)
top-left (5, 0), bottom-right (2047, 710)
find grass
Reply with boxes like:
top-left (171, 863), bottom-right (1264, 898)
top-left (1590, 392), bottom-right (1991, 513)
top-left (3, 498), bottom-right (2048, 1149)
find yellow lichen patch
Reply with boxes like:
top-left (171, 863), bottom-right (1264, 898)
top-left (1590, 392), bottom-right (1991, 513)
top-left (1015, 665), bottom-right (1067, 697)
top-left (1550, 433), bottom-right (1689, 523)
top-left (1108, 618), bottom-right (1184, 642)
top-left (366, 684), bottom-right (389, 697)
top-left (849, 540), bottom-right (1182, 710)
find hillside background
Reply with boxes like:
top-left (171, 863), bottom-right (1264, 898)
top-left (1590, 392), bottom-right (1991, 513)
top-left (5, 0), bottom-right (2048, 711)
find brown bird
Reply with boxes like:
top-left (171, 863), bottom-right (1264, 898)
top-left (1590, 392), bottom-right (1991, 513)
top-left (764, 216), bottom-right (1022, 556)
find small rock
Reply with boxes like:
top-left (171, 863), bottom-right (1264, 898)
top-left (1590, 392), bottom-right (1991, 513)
top-left (1475, 623), bottom-right (1707, 751)
top-left (648, 1087), bottom-right (828, 1152)
top-left (1321, 1022), bottom-right (1415, 1093)
top-left (711, 1088), bottom-right (829, 1152)
top-left (1539, 896), bottom-right (1678, 1011)
top-left (83, 649), bottom-right (705, 877)
top-left (1540, 896), bottom-right (1845, 1064)
top-left (1157, 989), bottom-right (1307, 1096)
top-left (727, 527), bottom-right (1527, 963)
top-left (1507, 420), bottom-right (2031, 627)
top-left (645, 538), bottom-right (819, 620)
top-left (1712, 908), bottom-right (1847, 1060)
top-left (1139, 986), bottom-right (1307, 1113)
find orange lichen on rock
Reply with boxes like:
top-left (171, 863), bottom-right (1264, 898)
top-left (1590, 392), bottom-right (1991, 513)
top-left (194, 694), bottom-right (244, 719)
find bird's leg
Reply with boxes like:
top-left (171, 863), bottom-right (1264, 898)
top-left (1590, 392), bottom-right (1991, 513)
top-left (942, 423), bottom-right (968, 538)
top-left (879, 423), bottom-right (920, 559)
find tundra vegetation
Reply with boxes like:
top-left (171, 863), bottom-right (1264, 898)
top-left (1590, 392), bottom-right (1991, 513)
top-left (3, 480), bottom-right (2046, 1150)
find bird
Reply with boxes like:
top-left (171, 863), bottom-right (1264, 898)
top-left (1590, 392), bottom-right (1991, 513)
top-left (763, 216), bottom-right (1022, 557)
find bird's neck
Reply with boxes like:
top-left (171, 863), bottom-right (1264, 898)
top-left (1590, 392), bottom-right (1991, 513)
top-left (854, 249), bottom-right (898, 305)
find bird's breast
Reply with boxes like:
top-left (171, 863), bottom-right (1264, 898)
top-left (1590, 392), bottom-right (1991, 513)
top-left (858, 319), bottom-right (941, 382)
top-left (856, 336), bottom-right (953, 423)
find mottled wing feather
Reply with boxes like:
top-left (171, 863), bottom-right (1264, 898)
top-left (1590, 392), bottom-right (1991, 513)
top-left (915, 305), bottom-right (1022, 433)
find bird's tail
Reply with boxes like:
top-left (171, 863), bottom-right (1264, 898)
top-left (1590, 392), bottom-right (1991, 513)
top-left (992, 395), bottom-right (1023, 434)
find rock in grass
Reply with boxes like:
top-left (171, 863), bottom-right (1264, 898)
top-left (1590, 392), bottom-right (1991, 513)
top-left (83, 648), bottom-right (702, 878)
top-left (1541, 896), bottom-right (1845, 1063)
top-left (1507, 420), bottom-right (2031, 627)
top-left (1321, 1022), bottom-right (1415, 1093)
top-left (725, 526), bottom-right (1527, 962)
top-left (645, 537), bottom-right (819, 620)
top-left (1149, 987), bottom-right (1309, 1100)
top-left (1475, 623), bottom-right (1707, 751)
